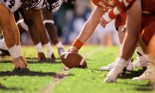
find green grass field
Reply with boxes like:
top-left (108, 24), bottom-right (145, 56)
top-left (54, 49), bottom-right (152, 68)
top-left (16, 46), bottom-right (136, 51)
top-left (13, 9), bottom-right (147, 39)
top-left (0, 45), bottom-right (154, 93)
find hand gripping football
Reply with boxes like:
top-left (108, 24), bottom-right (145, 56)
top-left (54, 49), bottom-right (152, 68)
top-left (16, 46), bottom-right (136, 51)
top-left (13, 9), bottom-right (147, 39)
top-left (60, 52), bottom-right (87, 68)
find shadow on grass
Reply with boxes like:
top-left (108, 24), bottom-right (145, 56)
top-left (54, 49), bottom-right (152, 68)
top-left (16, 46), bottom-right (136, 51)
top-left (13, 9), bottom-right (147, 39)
top-left (0, 57), bottom-right (62, 64)
top-left (118, 69), bottom-right (153, 92)
top-left (0, 83), bottom-right (23, 91)
top-left (119, 81), bottom-right (153, 92)
top-left (134, 82), bottom-right (153, 92)
top-left (0, 68), bottom-right (73, 78)
top-left (120, 69), bottom-right (145, 79)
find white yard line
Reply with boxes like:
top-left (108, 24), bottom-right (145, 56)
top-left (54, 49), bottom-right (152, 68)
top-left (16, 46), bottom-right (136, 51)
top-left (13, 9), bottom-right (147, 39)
top-left (38, 46), bottom-right (104, 93)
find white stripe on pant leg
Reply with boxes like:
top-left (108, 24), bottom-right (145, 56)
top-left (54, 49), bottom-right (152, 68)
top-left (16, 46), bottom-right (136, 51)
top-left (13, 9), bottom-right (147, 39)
top-left (17, 19), bottom-right (29, 31)
top-left (43, 20), bottom-right (54, 25)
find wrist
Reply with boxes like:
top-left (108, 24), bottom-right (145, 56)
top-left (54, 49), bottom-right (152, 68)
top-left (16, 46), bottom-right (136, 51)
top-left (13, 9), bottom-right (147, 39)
top-left (115, 57), bottom-right (128, 68)
top-left (103, 13), bottom-right (112, 23)
top-left (8, 45), bottom-right (19, 58)
top-left (72, 39), bottom-right (84, 49)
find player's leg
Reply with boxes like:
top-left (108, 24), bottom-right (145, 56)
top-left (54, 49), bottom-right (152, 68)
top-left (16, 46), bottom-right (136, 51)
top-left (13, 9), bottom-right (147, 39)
top-left (133, 15), bottom-right (155, 80)
top-left (36, 10), bottom-right (56, 61)
top-left (133, 39), bottom-right (148, 68)
top-left (17, 19), bottom-right (29, 35)
top-left (147, 35), bottom-right (155, 85)
top-left (42, 8), bottom-right (64, 55)
top-left (23, 8), bottom-right (46, 61)
top-left (100, 25), bottom-right (133, 71)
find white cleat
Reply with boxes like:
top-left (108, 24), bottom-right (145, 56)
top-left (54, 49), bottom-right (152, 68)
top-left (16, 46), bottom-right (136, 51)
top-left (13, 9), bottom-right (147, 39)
top-left (100, 60), bottom-right (133, 71)
top-left (126, 60), bottom-right (133, 71)
top-left (132, 63), bottom-right (155, 80)
top-left (100, 62), bottom-right (116, 71)
top-left (133, 55), bottom-right (148, 68)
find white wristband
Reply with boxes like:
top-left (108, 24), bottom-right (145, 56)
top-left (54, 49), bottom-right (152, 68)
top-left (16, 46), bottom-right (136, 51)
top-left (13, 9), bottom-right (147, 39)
top-left (103, 13), bottom-right (112, 22)
top-left (8, 45), bottom-right (19, 58)
top-left (113, 7), bottom-right (121, 15)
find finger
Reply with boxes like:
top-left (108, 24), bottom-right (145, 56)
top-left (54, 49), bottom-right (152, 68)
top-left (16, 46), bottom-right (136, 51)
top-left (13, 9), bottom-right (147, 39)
top-left (19, 56), bottom-right (28, 66)
top-left (14, 62), bottom-right (20, 68)
top-left (19, 61), bottom-right (25, 69)
top-left (69, 46), bottom-right (75, 53)
top-left (70, 49), bottom-right (74, 54)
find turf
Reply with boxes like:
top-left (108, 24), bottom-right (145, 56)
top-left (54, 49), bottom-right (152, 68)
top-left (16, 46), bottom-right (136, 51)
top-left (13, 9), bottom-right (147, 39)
top-left (0, 45), bottom-right (154, 93)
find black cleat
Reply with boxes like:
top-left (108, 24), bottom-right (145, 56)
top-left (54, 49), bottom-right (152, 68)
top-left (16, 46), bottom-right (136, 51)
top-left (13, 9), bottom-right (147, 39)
top-left (0, 49), bottom-right (10, 56)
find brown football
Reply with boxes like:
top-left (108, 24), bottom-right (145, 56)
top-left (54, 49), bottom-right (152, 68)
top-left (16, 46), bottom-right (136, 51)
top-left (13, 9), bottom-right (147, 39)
top-left (60, 52), bottom-right (87, 68)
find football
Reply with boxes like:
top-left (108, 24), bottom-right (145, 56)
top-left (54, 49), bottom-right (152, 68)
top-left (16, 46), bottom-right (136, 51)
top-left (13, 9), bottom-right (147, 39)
top-left (60, 52), bottom-right (87, 68)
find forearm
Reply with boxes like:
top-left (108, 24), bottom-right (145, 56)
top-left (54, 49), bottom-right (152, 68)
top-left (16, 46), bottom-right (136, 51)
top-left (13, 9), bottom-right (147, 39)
top-left (120, 0), bottom-right (142, 60)
top-left (76, 7), bottom-right (105, 43)
top-left (77, 20), bottom-right (99, 43)
top-left (121, 31), bottom-right (139, 60)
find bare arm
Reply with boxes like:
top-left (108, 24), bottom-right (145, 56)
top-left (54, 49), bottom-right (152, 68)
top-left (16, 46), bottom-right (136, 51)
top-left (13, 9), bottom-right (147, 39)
top-left (69, 6), bottom-right (105, 53)
top-left (120, 0), bottom-right (142, 60)
top-left (76, 6), bottom-right (105, 43)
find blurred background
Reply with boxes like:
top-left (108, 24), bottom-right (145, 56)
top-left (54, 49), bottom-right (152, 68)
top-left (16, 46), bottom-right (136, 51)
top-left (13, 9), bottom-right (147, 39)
top-left (20, 0), bottom-right (119, 47)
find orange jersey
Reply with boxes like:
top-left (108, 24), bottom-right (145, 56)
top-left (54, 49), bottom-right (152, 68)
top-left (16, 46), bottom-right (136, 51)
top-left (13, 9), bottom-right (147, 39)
top-left (92, 0), bottom-right (126, 30)
top-left (115, 13), bottom-right (126, 30)
top-left (92, 0), bottom-right (114, 11)
top-left (141, 14), bottom-right (155, 45)
top-left (114, 0), bottom-right (155, 13)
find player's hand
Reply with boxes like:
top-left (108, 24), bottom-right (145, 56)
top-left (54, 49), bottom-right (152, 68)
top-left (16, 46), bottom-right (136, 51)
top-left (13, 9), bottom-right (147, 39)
top-left (68, 46), bottom-right (79, 53)
top-left (19, 56), bottom-right (28, 66)
top-left (104, 65), bottom-right (124, 83)
top-left (100, 17), bottom-right (108, 27)
top-left (12, 57), bottom-right (26, 69)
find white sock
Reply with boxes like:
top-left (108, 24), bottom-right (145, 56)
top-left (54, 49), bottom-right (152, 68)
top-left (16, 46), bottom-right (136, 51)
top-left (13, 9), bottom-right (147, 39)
top-left (16, 45), bottom-right (22, 56)
top-left (44, 42), bottom-right (53, 58)
top-left (8, 45), bottom-right (19, 58)
top-left (35, 42), bottom-right (43, 53)
top-left (17, 19), bottom-right (29, 31)
top-left (0, 38), bottom-right (8, 50)
top-left (56, 42), bottom-right (64, 49)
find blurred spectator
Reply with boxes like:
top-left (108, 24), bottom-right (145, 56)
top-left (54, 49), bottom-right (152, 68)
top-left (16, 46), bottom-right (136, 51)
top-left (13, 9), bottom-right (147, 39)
top-left (62, 0), bottom-right (91, 44)
top-left (99, 20), bottom-right (119, 46)
top-left (58, 0), bottom-right (119, 45)
top-left (53, 1), bottom-right (74, 38)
